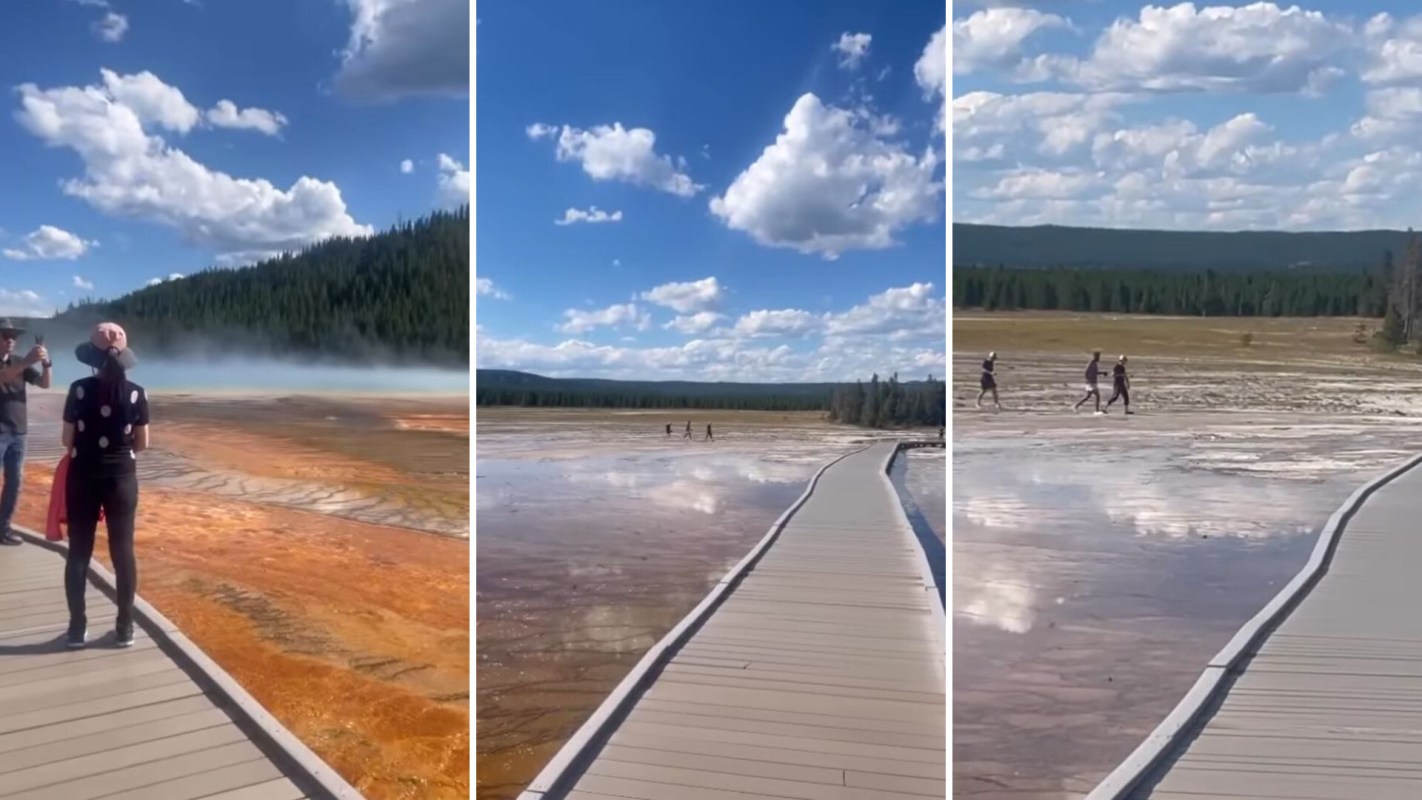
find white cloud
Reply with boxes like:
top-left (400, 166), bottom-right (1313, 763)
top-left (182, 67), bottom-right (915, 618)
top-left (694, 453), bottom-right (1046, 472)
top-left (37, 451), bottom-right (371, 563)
top-left (335, 0), bottom-right (470, 101)
top-left (93, 11), bottom-right (128, 42)
top-left (1352, 87), bottom-right (1422, 143)
top-left (73, 275), bottom-right (95, 291)
top-left (480, 281), bottom-right (945, 381)
top-left (665, 311), bottom-right (724, 335)
top-left (1359, 13), bottom-right (1422, 84)
top-left (98, 70), bottom-right (202, 133)
top-left (0, 290), bottom-right (49, 318)
top-left (14, 70), bottom-right (370, 258)
top-left (1038, 3), bottom-right (1354, 94)
top-left (833, 32), bottom-right (872, 70)
top-left (478, 333), bottom-right (943, 383)
top-left (400, 158), bottom-right (414, 174)
top-left (554, 206), bottom-right (623, 226)
top-left (206, 100), bottom-right (288, 136)
top-left (530, 122), bottom-right (703, 197)
top-left (146, 273), bottom-right (184, 287)
top-left (639, 277), bottom-right (723, 314)
top-left (476, 277), bottom-right (510, 300)
top-left (436, 153), bottom-right (470, 207)
top-left (728, 309), bottom-right (820, 339)
top-left (3, 225), bottom-right (95, 261)
top-left (709, 93), bottom-right (942, 259)
top-left (557, 303), bottom-right (651, 334)
top-left (824, 282), bottom-right (945, 341)
top-left (953, 8), bottom-right (1067, 76)
top-left (916, 24), bottom-right (947, 133)
top-left (954, 91), bottom-right (1137, 164)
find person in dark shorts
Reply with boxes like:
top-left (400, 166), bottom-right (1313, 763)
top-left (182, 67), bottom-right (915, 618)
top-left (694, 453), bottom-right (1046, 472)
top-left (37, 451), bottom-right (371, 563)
top-left (1104, 354), bottom-right (1133, 415)
top-left (706, 423), bottom-right (713, 441)
top-left (683, 421), bottom-right (692, 439)
top-left (1073, 351), bottom-right (1103, 414)
top-left (0, 318), bottom-right (51, 546)
top-left (976, 351), bottom-right (1000, 410)
top-left (61, 322), bottom-right (147, 649)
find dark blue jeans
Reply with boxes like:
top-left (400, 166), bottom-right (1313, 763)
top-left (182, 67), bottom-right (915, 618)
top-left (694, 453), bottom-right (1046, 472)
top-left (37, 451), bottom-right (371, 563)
top-left (0, 432), bottom-right (24, 533)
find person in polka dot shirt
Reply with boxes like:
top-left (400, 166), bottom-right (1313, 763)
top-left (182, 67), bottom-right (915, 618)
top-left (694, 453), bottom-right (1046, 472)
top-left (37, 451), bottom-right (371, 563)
top-left (60, 322), bottom-right (148, 649)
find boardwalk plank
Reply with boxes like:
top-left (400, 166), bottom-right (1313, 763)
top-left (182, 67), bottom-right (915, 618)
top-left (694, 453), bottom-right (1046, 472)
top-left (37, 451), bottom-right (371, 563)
top-left (534, 442), bottom-right (944, 800)
top-left (1122, 463), bottom-right (1422, 799)
top-left (0, 515), bottom-right (356, 798)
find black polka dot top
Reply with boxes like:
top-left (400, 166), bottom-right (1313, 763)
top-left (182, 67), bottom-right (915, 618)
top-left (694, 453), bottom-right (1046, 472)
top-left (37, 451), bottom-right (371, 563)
top-left (63, 377), bottom-right (149, 476)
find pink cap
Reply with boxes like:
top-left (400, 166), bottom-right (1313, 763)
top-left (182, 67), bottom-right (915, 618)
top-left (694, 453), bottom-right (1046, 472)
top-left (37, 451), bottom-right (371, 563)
top-left (90, 322), bottom-right (127, 353)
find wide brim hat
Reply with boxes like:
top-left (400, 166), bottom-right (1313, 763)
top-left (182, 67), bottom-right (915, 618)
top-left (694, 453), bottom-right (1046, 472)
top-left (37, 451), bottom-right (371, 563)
top-left (75, 321), bottom-right (137, 370)
top-left (0, 318), bottom-right (25, 336)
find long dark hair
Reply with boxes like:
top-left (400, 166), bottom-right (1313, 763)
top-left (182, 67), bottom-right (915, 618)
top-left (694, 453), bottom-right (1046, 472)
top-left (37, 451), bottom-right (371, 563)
top-left (96, 349), bottom-right (126, 407)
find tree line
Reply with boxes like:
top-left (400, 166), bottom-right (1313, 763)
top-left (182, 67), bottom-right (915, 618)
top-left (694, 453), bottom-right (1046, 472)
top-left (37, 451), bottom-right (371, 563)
top-left (953, 265), bottom-right (1389, 318)
top-left (476, 370), bottom-right (947, 428)
top-left (474, 386), bottom-right (828, 411)
top-left (50, 206), bottom-right (470, 366)
top-left (954, 222), bottom-right (1413, 271)
top-left (827, 374), bottom-right (945, 429)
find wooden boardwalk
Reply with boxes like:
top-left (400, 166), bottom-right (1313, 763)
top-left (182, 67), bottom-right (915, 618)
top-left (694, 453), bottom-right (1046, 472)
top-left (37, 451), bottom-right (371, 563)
top-left (519, 440), bottom-right (946, 800)
top-left (0, 528), bottom-right (362, 799)
top-left (1090, 454), bottom-right (1422, 800)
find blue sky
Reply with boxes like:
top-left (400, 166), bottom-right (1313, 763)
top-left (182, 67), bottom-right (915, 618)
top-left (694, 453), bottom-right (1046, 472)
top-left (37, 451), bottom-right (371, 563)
top-left (475, 0), bottom-right (947, 382)
top-left (0, 0), bottom-right (468, 317)
top-left (955, 1), bottom-right (1422, 231)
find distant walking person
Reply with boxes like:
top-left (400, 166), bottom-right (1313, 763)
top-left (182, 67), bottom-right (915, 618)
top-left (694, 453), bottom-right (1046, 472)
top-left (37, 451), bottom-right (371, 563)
top-left (62, 323), bottom-right (147, 649)
top-left (706, 423), bottom-right (713, 441)
top-left (0, 318), bottom-right (52, 546)
top-left (1073, 351), bottom-right (1103, 414)
top-left (683, 421), bottom-right (692, 440)
top-left (665, 423), bottom-right (671, 437)
top-left (976, 351), bottom-right (1000, 411)
top-left (1105, 355), bottom-right (1133, 415)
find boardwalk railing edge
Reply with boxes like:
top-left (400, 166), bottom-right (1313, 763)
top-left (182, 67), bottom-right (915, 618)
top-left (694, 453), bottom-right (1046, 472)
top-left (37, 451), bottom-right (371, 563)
top-left (11, 524), bottom-right (366, 800)
top-left (515, 444), bottom-right (873, 800)
top-left (1084, 451), bottom-right (1422, 800)
top-left (883, 442), bottom-right (947, 633)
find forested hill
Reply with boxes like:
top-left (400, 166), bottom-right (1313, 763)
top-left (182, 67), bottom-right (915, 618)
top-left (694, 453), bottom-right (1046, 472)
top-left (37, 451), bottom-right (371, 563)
top-left (476, 369), bottom-right (841, 410)
top-left (955, 222), bottom-right (1412, 271)
top-left (476, 369), bottom-right (947, 426)
top-left (23, 207), bottom-right (469, 366)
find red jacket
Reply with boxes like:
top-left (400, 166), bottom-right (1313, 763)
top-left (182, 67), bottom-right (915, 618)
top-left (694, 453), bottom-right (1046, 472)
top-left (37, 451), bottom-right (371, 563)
top-left (46, 454), bottom-right (103, 541)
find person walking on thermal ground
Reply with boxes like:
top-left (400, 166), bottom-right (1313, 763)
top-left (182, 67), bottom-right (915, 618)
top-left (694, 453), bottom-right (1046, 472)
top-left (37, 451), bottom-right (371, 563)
top-left (1104, 355), bottom-right (1133, 415)
top-left (1073, 351), bottom-right (1104, 415)
top-left (976, 352), bottom-right (1000, 411)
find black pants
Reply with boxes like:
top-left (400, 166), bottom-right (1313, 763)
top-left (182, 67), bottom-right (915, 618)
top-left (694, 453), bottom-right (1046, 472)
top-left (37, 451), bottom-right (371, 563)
top-left (65, 470), bottom-right (138, 635)
top-left (1107, 383), bottom-right (1130, 408)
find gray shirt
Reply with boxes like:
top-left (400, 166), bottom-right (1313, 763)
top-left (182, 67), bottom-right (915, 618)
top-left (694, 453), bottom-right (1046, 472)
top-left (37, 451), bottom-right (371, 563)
top-left (1085, 360), bottom-right (1100, 385)
top-left (0, 356), bottom-right (42, 436)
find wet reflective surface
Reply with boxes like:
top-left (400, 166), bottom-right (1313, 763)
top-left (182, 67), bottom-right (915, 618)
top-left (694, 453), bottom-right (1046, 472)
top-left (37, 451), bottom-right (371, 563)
top-left (953, 408), bottom-right (1422, 799)
top-left (474, 408), bottom-right (942, 800)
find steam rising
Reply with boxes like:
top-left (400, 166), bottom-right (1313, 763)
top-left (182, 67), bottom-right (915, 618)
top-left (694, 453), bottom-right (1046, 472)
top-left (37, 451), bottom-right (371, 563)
top-left (21, 321), bottom-right (467, 394)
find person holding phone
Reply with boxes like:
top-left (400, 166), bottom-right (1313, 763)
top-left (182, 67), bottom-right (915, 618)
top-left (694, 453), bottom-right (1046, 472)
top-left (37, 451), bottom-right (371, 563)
top-left (61, 322), bottom-right (146, 648)
top-left (0, 319), bottom-right (51, 546)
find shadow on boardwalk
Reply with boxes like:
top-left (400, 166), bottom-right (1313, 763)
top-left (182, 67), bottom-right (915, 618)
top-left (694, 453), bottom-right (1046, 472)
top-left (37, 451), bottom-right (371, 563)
top-left (0, 528), bottom-right (362, 799)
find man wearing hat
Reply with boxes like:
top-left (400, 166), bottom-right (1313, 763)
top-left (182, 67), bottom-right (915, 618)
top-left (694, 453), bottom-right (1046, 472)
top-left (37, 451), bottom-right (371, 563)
top-left (0, 319), bottom-right (50, 546)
